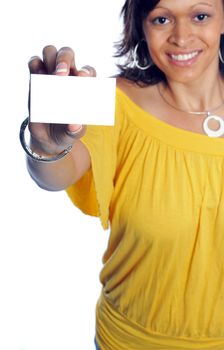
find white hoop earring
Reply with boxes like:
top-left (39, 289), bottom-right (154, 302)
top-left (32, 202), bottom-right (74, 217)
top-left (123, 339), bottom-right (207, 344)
top-left (132, 40), bottom-right (152, 70)
top-left (219, 49), bottom-right (224, 64)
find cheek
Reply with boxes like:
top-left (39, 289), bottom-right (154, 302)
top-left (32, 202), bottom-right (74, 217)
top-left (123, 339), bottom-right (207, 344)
top-left (222, 16), bottom-right (224, 32)
top-left (201, 27), bottom-right (223, 48)
top-left (145, 31), bottom-right (162, 52)
top-left (207, 16), bottom-right (224, 38)
top-left (145, 33), bottom-right (168, 62)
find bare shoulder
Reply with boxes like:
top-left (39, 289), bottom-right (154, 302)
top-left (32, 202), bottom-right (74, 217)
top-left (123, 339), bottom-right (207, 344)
top-left (116, 76), bottom-right (144, 99)
top-left (116, 76), bottom-right (158, 111)
top-left (116, 76), bottom-right (136, 94)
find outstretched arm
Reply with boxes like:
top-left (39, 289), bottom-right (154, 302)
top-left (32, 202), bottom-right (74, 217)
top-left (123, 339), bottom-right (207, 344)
top-left (25, 45), bottom-right (96, 191)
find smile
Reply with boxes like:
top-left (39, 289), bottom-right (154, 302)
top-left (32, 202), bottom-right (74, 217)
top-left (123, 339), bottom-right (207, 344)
top-left (169, 51), bottom-right (200, 62)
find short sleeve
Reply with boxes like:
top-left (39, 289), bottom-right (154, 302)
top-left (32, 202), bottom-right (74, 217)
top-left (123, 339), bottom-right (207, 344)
top-left (66, 124), bottom-right (118, 230)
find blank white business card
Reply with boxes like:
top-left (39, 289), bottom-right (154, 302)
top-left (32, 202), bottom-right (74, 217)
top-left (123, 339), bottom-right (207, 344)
top-left (30, 74), bottom-right (116, 125)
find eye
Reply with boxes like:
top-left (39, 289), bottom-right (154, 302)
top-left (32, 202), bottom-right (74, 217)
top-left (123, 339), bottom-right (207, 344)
top-left (194, 13), bottom-right (209, 22)
top-left (152, 16), bottom-right (170, 25)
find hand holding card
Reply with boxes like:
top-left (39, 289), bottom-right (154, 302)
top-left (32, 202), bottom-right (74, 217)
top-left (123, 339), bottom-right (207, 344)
top-left (26, 45), bottom-right (116, 160)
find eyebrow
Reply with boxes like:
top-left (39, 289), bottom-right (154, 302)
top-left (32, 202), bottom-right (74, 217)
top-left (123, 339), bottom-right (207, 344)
top-left (192, 2), bottom-right (213, 6)
top-left (153, 2), bottom-right (213, 10)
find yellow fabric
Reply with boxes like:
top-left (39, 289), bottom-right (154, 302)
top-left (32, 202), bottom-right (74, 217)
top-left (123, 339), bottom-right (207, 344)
top-left (66, 88), bottom-right (224, 349)
top-left (66, 124), bottom-right (118, 229)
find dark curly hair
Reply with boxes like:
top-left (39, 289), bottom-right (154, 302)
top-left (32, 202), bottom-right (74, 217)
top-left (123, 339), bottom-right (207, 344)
top-left (115, 0), bottom-right (224, 85)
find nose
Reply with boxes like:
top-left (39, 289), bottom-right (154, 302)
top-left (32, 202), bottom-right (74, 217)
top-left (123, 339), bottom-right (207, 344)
top-left (168, 20), bottom-right (193, 47)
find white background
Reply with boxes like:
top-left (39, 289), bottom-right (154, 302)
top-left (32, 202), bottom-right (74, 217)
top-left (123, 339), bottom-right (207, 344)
top-left (0, 1), bottom-right (123, 349)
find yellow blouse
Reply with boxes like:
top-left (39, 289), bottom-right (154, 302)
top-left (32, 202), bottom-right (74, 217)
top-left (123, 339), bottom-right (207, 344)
top-left (66, 87), bottom-right (224, 349)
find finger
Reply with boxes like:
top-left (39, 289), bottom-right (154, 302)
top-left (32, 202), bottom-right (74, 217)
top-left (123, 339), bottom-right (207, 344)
top-left (77, 65), bottom-right (97, 77)
top-left (48, 123), bottom-right (84, 146)
top-left (42, 45), bottom-right (57, 74)
top-left (28, 56), bottom-right (47, 74)
top-left (55, 46), bottom-right (77, 76)
top-left (67, 124), bottom-right (83, 133)
top-left (66, 124), bottom-right (86, 140)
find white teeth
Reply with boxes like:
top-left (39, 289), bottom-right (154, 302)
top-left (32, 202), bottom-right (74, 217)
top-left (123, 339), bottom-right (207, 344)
top-left (170, 51), bottom-right (199, 61)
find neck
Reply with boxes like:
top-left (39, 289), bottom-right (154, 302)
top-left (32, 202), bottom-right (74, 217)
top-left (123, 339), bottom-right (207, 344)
top-left (163, 73), bottom-right (224, 112)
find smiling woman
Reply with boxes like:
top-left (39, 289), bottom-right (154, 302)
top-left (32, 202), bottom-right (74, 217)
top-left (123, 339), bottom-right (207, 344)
top-left (143, 0), bottom-right (224, 80)
top-left (21, 0), bottom-right (224, 349)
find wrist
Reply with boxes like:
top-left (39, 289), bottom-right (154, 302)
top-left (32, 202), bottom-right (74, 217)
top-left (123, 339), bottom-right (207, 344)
top-left (19, 117), bottom-right (73, 163)
top-left (30, 135), bottom-right (64, 157)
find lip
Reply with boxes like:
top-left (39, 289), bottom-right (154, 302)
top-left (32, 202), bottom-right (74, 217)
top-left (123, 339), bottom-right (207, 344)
top-left (167, 50), bottom-right (202, 67)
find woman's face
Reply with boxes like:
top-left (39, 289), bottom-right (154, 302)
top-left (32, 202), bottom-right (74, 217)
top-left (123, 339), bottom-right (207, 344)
top-left (143, 0), bottom-right (224, 84)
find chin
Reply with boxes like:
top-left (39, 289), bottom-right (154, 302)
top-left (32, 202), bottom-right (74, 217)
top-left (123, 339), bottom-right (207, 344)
top-left (164, 68), bottom-right (207, 84)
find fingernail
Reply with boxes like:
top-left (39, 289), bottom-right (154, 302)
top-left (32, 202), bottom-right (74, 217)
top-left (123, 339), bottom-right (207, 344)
top-left (80, 66), bottom-right (92, 74)
top-left (28, 56), bottom-right (39, 63)
top-left (67, 125), bottom-right (83, 136)
top-left (70, 125), bottom-right (83, 133)
top-left (56, 62), bottom-right (68, 74)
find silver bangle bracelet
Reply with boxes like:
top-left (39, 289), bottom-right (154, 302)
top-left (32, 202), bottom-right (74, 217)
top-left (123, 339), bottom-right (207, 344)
top-left (19, 117), bottom-right (73, 163)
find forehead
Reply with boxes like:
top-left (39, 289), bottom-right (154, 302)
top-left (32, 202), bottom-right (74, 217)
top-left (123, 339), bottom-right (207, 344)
top-left (152, 0), bottom-right (222, 10)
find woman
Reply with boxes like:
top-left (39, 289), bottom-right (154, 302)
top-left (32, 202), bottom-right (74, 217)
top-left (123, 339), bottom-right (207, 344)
top-left (20, 0), bottom-right (224, 348)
